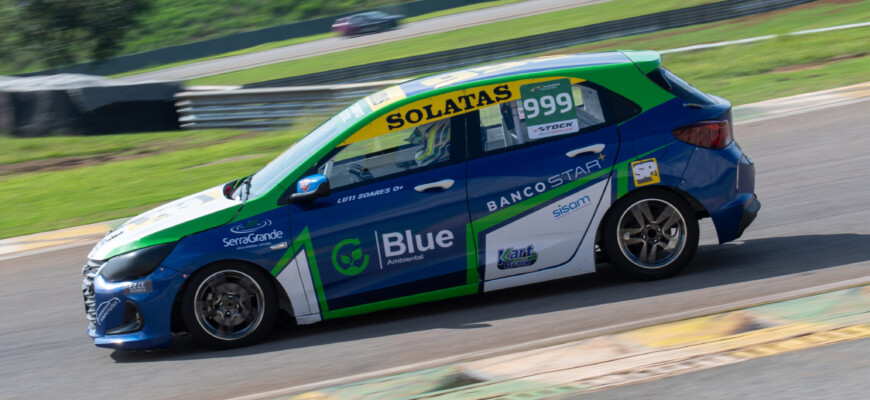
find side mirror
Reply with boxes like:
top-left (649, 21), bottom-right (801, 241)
top-left (280, 174), bottom-right (330, 205)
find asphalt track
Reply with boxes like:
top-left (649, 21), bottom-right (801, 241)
top-left (121, 0), bottom-right (607, 82)
top-left (2, 100), bottom-right (870, 399)
top-left (573, 336), bottom-right (870, 399)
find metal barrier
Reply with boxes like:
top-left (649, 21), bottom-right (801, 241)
top-left (246, 0), bottom-right (816, 88)
top-left (175, 80), bottom-right (403, 129)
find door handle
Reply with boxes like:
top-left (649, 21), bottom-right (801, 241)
top-left (414, 179), bottom-right (455, 192)
top-left (566, 144), bottom-right (606, 158)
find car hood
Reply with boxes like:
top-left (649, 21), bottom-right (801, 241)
top-left (88, 184), bottom-right (243, 261)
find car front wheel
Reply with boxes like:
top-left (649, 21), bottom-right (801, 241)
top-left (182, 263), bottom-right (277, 349)
top-left (602, 188), bottom-right (699, 280)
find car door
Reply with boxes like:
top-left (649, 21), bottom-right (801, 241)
top-left (286, 114), bottom-right (475, 316)
top-left (465, 80), bottom-right (619, 281)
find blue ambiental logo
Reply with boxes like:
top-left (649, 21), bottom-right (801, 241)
top-left (552, 195), bottom-right (592, 220)
top-left (332, 238), bottom-right (370, 276)
top-left (497, 245), bottom-right (538, 269)
top-left (230, 219), bottom-right (272, 234)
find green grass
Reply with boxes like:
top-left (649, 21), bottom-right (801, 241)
top-left (111, 33), bottom-right (337, 79)
top-left (190, 0), bottom-right (718, 86)
top-left (663, 30), bottom-right (870, 105)
top-left (111, 0), bottom-right (531, 79)
top-left (0, 130), bottom-right (252, 165)
top-left (403, 0), bottom-right (529, 23)
top-left (0, 127), bottom-right (312, 238)
top-left (544, 0), bottom-right (870, 105)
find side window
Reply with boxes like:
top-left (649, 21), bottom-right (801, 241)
top-left (477, 83), bottom-right (608, 153)
top-left (318, 119), bottom-right (454, 191)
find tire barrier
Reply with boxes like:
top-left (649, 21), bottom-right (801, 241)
top-left (0, 75), bottom-right (182, 137)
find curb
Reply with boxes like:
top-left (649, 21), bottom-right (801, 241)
top-left (1, 80), bottom-right (869, 258)
top-left (267, 285), bottom-right (870, 400)
top-left (733, 81), bottom-right (870, 122)
top-left (0, 218), bottom-right (126, 259)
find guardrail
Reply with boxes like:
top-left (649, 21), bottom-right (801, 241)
top-left (175, 80), bottom-right (403, 129)
top-left (245, 0), bottom-right (816, 88)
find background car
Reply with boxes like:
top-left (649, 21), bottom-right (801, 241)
top-left (331, 11), bottom-right (403, 36)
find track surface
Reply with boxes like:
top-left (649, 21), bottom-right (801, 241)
top-left (2, 101), bottom-right (870, 399)
top-left (121, 0), bottom-right (607, 82)
top-left (574, 336), bottom-right (870, 399)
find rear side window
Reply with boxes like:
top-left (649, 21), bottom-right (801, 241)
top-left (476, 83), bottom-right (607, 154)
top-left (647, 68), bottom-right (715, 106)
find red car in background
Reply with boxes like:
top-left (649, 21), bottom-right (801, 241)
top-left (332, 11), bottom-right (403, 36)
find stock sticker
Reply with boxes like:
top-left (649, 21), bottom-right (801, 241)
top-left (520, 78), bottom-right (580, 140)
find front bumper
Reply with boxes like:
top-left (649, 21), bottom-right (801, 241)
top-left (83, 263), bottom-right (185, 350)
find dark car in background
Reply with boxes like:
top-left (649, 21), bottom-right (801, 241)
top-left (332, 11), bottom-right (403, 36)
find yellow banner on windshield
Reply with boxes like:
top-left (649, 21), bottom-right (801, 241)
top-left (341, 77), bottom-right (584, 146)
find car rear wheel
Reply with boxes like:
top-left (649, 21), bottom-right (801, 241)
top-left (602, 188), bottom-right (698, 280)
top-left (182, 262), bottom-right (277, 349)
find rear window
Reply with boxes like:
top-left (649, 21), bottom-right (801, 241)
top-left (647, 68), bottom-right (715, 106)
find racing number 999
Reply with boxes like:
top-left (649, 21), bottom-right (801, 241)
top-left (523, 93), bottom-right (572, 119)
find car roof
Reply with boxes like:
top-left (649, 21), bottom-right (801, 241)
top-left (397, 51), bottom-right (657, 99)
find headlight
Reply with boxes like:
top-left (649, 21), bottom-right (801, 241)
top-left (99, 242), bottom-right (177, 282)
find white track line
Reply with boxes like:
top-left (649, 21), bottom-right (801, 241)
top-left (661, 21), bottom-right (870, 54)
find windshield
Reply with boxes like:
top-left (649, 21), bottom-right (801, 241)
top-left (247, 100), bottom-right (370, 197)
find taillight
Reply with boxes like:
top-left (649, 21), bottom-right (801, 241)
top-left (672, 120), bottom-right (732, 149)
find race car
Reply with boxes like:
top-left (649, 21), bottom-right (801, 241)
top-left (331, 11), bottom-right (403, 36)
top-left (82, 51), bottom-right (759, 350)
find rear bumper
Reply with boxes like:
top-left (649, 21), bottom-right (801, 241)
top-left (710, 192), bottom-right (760, 243)
top-left (736, 195), bottom-right (761, 239)
top-left (680, 142), bottom-right (759, 244)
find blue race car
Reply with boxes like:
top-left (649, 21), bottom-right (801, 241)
top-left (82, 51), bottom-right (759, 349)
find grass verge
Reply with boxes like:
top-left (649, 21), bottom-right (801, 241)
top-left (0, 126), bottom-right (312, 238)
top-left (547, 0), bottom-right (870, 105)
top-left (189, 0), bottom-right (717, 86)
top-left (112, 0), bottom-right (530, 79)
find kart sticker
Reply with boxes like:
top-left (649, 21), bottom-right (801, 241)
top-left (497, 245), bottom-right (538, 269)
top-left (631, 158), bottom-right (661, 186)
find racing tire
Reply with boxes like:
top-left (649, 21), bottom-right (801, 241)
top-left (182, 262), bottom-right (277, 349)
top-left (601, 188), bottom-right (699, 281)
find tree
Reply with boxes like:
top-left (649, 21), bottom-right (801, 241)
top-left (2, 0), bottom-right (151, 69)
